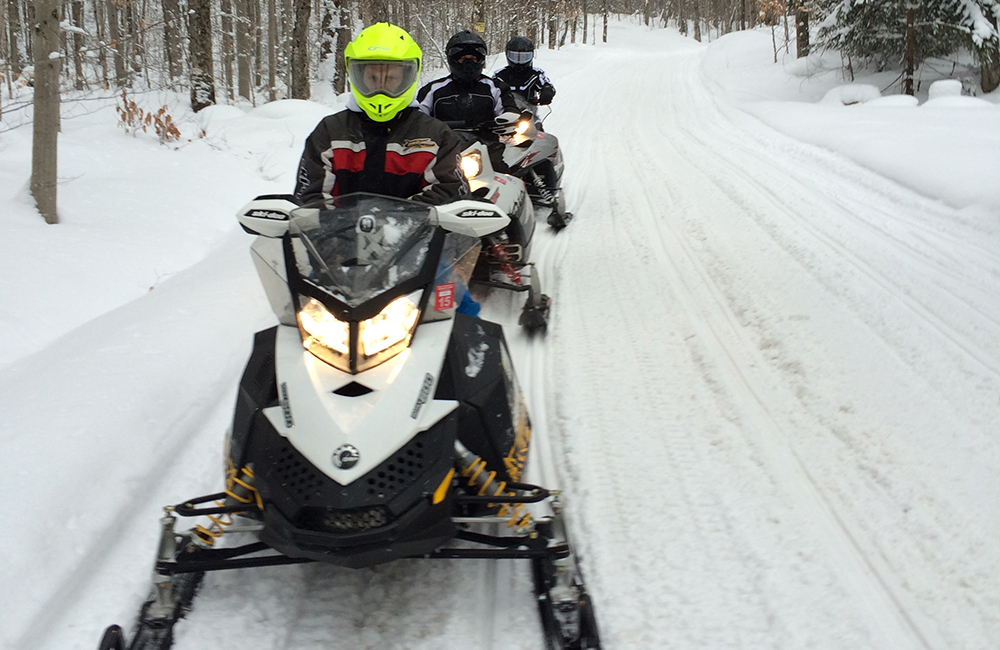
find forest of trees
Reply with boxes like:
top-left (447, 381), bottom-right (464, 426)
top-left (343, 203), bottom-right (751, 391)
top-left (3, 0), bottom-right (997, 222)
top-left (2, 0), bottom-right (998, 112)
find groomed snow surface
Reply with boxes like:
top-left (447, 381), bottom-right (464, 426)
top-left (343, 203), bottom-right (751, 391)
top-left (1, 20), bottom-right (998, 650)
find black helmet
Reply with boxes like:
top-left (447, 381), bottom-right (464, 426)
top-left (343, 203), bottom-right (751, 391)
top-left (446, 31), bottom-right (487, 84)
top-left (506, 35), bottom-right (534, 67)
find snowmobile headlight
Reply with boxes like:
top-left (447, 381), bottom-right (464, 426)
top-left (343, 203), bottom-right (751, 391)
top-left (357, 291), bottom-right (422, 372)
top-left (298, 297), bottom-right (351, 372)
top-left (461, 151), bottom-right (483, 179)
top-left (515, 119), bottom-right (530, 135)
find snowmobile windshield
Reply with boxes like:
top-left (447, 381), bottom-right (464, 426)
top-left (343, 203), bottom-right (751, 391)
top-left (288, 194), bottom-right (435, 308)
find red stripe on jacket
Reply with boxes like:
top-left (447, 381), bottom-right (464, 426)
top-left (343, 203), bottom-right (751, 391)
top-left (385, 150), bottom-right (436, 182)
top-left (331, 148), bottom-right (366, 173)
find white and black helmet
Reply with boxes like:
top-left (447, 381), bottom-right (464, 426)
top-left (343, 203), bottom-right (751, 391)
top-left (505, 35), bottom-right (534, 67)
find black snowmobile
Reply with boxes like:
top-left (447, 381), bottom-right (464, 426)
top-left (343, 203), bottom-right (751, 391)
top-left (97, 193), bottom-right (599, 650)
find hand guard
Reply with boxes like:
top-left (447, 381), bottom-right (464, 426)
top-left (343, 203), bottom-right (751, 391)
top-left (492, 111), bottom-right (521, 135)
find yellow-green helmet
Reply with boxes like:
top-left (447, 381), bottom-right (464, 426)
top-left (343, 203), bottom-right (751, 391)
top-left (344, 23), bottom-right (422, 122)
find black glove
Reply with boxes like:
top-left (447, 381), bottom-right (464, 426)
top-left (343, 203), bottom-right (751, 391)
top-left (536, 86), bottom-right (555, 105)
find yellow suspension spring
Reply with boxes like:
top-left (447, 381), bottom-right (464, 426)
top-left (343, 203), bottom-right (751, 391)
top-left (192, 465), bottom-right (263, 546)
top-left (460, 456), bottom-right (532, 530)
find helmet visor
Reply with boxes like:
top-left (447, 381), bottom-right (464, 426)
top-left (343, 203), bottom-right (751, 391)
top-left (348, 60), bottom-right (419, 99)
top-left (507, 50), bottom-right (533, 65)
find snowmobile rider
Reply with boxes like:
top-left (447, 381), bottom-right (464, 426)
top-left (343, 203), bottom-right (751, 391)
top-left (293, 23), bottom-right (480, 316)
top-left (293, 23), bottom-right (469, 206)
top-left (493, 35), bottom-right (556, 129)
top-left (416, 30), bottom-right (522, 170)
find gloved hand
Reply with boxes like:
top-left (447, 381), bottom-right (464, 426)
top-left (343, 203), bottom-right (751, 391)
top-left (492, 111), bottom-right (521, 135)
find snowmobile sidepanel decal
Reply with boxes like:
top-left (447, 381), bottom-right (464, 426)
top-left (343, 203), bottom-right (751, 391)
top-left (435, 315), bottom-right (526, 484)
top-left (410, 373), bottom-right (434, 419)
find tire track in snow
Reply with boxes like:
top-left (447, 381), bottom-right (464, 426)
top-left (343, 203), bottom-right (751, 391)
top-left (666, 66), bottom-right (1000, 378)
top-left (618, 50), bottom-right (949, 650)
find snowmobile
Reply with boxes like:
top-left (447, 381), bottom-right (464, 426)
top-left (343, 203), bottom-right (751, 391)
top-left (500, 100), bottom-right (574, 230)
top-left (448, 113), bottom-right (572, 230)
top-left (458, 139), bottom-right (550, 331)
top-left (96, 192), bottom-right (600, 650)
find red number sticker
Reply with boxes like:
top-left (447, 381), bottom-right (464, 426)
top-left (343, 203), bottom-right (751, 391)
top-left (435, 283), bottom-right (455, 311)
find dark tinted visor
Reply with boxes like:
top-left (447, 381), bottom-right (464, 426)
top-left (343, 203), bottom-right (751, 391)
top-left (447, 45), bottom-right (486, 62)
top-left (348, 60), bottom-right (419, 98)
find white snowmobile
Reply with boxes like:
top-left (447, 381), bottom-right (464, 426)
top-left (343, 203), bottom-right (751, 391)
top-left (97, 192), bottom-right (600, 650)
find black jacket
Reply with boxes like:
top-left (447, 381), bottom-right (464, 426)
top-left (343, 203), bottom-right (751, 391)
top-left (416, 75), bottom-right (519, 132)
top-left (293, 105), bottom-right (469, 206)
top-left (494, 66), bottom-right (556, 105)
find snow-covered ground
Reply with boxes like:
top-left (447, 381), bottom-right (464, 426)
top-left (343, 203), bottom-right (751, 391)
top-left (1, 19), bottom-right (998, 650)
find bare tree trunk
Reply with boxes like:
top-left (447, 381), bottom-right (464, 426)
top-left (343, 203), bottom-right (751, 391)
top-left (268, 0), bottom-right (277, 100)
top-left (979, 16), bottom-right (999, 93)
top-left (795, 8), bottom-right (808, 58)
top-left (235, 0), bottom-right (251, 98)
top-left (903, 7), bottom-right (915, 95)
top-left (220, 0), bottom-right (235, 98)
top-left (124, 0), bottom-right (141, 74)
top-left (7, 0), bottom-right (22, 75)
top-left (71, 0), bottom-right (86, 89)
top-left (162, 0), bottom-right (182, 80)
top-left (188, 0), bottom-right (216, 111)
top-left (582, 0), bottom-right (587, 43)
top-left (602, 0), bottom-right (608, 42)
top-left (251, 0), bottom-right (262, 89)
top-left (290, 0), bottom-right (310, 98)
top-left (547, 0), bottom-right (556, 48)
top-left (1, 0), bottom-right (8, 115)
top-left (32, 0), bottom-right (61, 224)
top-left (282, 0), bottom-right (292, 93)
top-left (106, 0), bottom-right (127, 85)
top-left (693, 0), bottom-right (701, 41)
top-left (332, 0), bottom-right (349, 94)
top-left (93, 0), bottom-right (109, 86)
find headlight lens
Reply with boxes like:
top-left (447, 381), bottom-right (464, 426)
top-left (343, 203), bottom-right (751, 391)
top-left (359, 292), bottom-right (421, 357)
top-left (515, 120), bottom-right (530, 135)
top-left (298, 297), bottom-right (351, 371)
top-left (297, 292), bottom-right (423, 374)
top-left (461, 151), bottom-right (483, 179)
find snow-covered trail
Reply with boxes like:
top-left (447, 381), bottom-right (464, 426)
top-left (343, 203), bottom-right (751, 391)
top-left (531, 30), bottom-right (999, 650)
top-left (7, 26), bottom-right (999, 650)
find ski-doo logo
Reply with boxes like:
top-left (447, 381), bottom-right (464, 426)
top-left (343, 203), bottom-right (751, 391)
top-left (410, 373), bottom-right (434, 419)
top-left (332, 444), bottom-right (360, 470)
top-left (458, 209), bottom-right (496, 218)
top-left (248, 209), bottom-right (288, 221)
top-left (358, 215), bottom-right (376, 233)
top-left (279, 382), bottom-right (294, 428)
